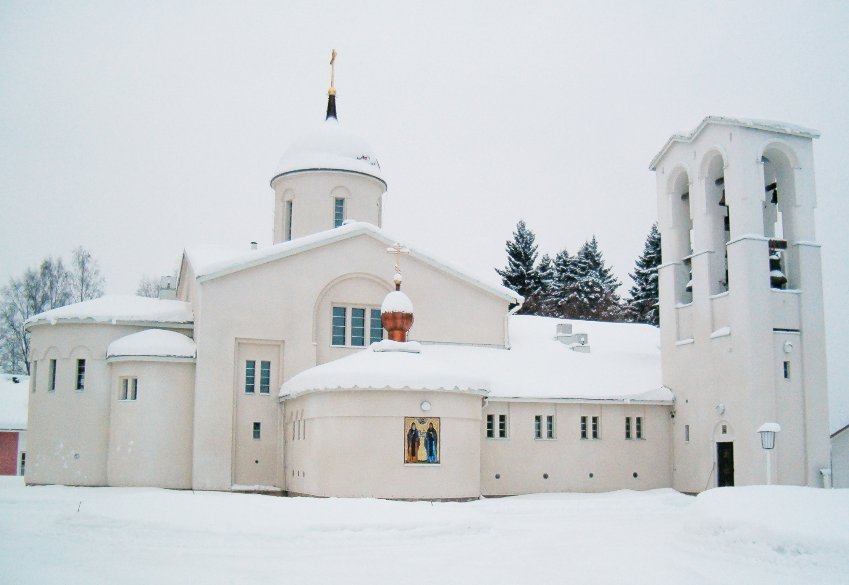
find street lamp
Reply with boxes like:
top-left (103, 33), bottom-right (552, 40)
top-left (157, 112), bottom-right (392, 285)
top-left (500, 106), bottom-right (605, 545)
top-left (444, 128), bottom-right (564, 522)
top-left (756, 422), bottom-right (781, 485)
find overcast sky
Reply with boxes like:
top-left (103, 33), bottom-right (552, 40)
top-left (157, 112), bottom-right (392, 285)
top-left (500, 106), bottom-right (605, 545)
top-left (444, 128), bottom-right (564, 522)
top-left (1, 1), bottom-right (847, 428)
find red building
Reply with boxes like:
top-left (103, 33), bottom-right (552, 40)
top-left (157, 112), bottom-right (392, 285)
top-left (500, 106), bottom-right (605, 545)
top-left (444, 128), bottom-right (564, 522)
top-left (0, 374), bottom-right (28, 476)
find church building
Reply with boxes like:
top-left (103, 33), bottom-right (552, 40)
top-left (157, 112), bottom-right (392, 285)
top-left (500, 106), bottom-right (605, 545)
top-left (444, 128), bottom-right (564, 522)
top-left (22, 58), bottom-right (831, 499)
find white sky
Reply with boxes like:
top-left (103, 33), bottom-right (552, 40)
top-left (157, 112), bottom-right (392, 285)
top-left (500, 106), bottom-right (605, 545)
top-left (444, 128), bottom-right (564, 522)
top-left (1, 1), bottom-right (847, 428)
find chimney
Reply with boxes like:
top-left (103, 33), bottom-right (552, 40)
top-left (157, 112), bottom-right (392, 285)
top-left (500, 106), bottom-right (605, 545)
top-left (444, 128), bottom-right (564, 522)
top-left (250, 241), bottom-right (258, 250)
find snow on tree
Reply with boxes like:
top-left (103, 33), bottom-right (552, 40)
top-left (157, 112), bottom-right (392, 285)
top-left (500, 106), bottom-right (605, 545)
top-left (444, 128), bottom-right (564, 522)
top-left (70, 246), bottom-right (105, 303)
top-left (566, 236), bottom-right (624, 321)
top-left (136, 275), bottom-right (161, 298)
top-left (0, 256), bottom-right (75, 375)
top-left (532, 253), bottom-right (556, 316)
top-left (495, 220), bottom-right (541, 314)
top-left (627, 223), bottom-right (661, 326)
top-left (546, 248), bottom-right (577, 318)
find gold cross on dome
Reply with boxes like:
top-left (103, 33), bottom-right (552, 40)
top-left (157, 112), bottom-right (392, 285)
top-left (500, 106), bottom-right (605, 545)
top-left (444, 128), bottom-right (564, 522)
top-left (329, 49), bottom-right (337, 91)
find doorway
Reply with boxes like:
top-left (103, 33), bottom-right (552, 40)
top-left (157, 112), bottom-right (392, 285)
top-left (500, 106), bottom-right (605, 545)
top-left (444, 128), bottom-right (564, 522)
top-left (717, 441), bottom-right (734, 487)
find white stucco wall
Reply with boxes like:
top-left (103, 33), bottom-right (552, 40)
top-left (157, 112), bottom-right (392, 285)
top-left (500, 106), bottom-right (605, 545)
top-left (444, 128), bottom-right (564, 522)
top-left (481, 401), bottom-right (673, 495)
top-left (283, 389), bottom-right (482, 500)
top-left (832, 427), bottom-right (849, 489)
top-left (26, 322), bottom-right (192, 486)
top-left (190, 232), bottom-right (510, 491)
top-left (107, 360), bottom-right (195, 489)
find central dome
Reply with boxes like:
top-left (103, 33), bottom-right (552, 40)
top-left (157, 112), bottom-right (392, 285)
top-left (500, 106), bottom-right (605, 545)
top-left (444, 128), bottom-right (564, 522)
top-left (271, 118), bottom-right (384, 185)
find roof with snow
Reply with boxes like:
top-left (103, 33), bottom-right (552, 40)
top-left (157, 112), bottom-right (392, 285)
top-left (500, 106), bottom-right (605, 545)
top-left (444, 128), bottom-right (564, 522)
top-left (271, 117), bottom-right (385, 186)
top-left (107, 329), bottom-right (196, 361)
top-left (649, 115), bottom-right (821, 170)
top-left (281, 315), bottom-right (671, 403)
top-left (0, 374), bottom-right (29, 430)
top-left (25, 295), bottom-right (193, 329)
top-left (184, 221), bottom-right (521, 304)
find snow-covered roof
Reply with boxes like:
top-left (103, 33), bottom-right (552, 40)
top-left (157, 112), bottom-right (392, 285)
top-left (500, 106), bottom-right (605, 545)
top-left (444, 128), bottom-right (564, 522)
top-left (271, 117), bottom-right (385, 186)
top-left (649, 115), bottom-right (821, 170)
top-left (281, 315), bottom-right (671, 403)
top-left (281, 340), bottom-right (489, 398)
top-left (107, 329), bottom-right (196, 361)
top-left (25, 295), bottom-right (193, 329)
top-left (0, 373), bottom-right (29, 430)
top-left (185, 221), bottom-right (521, 304)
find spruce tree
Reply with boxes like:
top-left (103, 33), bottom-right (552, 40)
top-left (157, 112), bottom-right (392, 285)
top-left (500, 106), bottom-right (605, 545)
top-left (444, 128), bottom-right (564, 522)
top-left (568, 236), bottom-right (623, 321)
top-left (627, 223), bottom-right (662, 325)
top-left (548, 248), bottom-right (577, 318)
top-left (495, 220), bottom-right (541, 314)
top-left (533, 253), bottom-right (556, 316)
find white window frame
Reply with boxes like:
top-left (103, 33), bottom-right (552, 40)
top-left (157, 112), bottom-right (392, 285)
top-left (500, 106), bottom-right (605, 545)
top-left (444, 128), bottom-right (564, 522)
top-left (119, 377), bottom-right (138, 401)
top-left (330, 305), bottom-right (384, 347)
top-left (253, 422), bottom-right (261, 440)
top-left (635, 416), bottom-right (644, 439)
top-left (75, 359), bottom-right (86, 391)
top-left (535, 414), bottom-right (555, 440)
top-left (334, 197), bottom-right (346, 228)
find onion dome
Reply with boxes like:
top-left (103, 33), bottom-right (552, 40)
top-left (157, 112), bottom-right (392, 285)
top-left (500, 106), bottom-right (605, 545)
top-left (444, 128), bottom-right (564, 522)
top-left (381, 290), bottom-right (414, 342)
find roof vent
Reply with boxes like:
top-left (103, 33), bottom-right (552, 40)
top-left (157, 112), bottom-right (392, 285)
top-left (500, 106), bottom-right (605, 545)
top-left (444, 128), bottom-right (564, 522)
top-left (158, 276), bottom-right (177, 300)
top-left (556, 323), bottom-right (590, 352)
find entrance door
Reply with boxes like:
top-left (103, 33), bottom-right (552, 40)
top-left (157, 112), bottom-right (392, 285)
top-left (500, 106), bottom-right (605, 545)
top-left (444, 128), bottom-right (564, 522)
top-left (717, 442), bottom-right (734, 487)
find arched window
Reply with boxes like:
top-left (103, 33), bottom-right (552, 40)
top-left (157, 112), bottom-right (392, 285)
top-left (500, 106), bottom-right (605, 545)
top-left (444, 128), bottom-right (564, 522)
top-left (761, 145), bottom-right (799, 289)
top-left (702, 153), bottom-right (729, 294)
top-left (669, 169), bottom-right (693, 303)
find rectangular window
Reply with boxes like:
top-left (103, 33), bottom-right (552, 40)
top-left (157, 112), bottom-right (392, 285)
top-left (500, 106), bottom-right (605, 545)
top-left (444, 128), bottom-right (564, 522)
top-left (20, 452), bottom-right (26, 476)
top-left (351, 308), bottom-right (366, 347)
top-left (783, 361), bottom-right (791, 380)
top-left (259, 361), bottom-right (271, 394)
top-left (370, 309), bottom-right (384, 344)
top-left (245, 360), bottom-right (256, 393)
top-left (546, 415), bottom-right (554, 439)
top-left (31, 362), bottom-right (36, 393)
top-left (332, 306), bottom-right (347, 346)
top-left (534, 415), bottom-right (542, 439)
top-left (120, 377), bottom-right (138, 401)
top-left (486, 414), bottom-right (495, 438)
top-left (591, 416), bottom-right (600, 439)
top-left (498, 414), bottom-right (508, 438)
top-left (685, 424), bottom-right (690, 443)
top-left (253, 422), bottom-right (261, 440)
top-left (625, 416), bottom-right (632, 439)
top-left (76, 359), bottom-right (86, 391)
top-left (334, 197), bottom-right (345, 228)
top-left (580, 416), bottom-right (588, 439)
top-left (285, 200), bottom-right (293, 241)
top-left (636, 416), bottom-right (643, 439)
top-left (48, 359), bottom-right (57, 392)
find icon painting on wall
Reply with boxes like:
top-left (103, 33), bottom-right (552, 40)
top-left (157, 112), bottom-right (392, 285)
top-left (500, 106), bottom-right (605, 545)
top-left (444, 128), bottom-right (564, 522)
top-left (404, 417), bottom-right (440, 464)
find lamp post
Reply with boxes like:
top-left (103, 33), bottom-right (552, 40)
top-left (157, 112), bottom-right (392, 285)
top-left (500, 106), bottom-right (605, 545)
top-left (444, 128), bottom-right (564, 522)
top-left (756, 422), bottom-right (781, 485)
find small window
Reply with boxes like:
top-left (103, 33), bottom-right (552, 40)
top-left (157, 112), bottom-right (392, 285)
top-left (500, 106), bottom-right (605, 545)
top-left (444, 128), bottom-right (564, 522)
top-left (636, 416), bottom-right (644, 439)
top-left (351, 308), bottom-right (366, 347)
top-left (591, 416), bottom-right (600, 439)
top-left (259, 361), bottom-right (271, 394)
top-left (684, 424), bottom-right (690, 443)
top-left (498, 414), bottom-right (508, 438)
top-left (48, 359), bottom-right (56, 392)
top-left (120, 377), bottom-right (138, 401)
top-left (31, 362), bottom-right (36, 393)
top-left (783, 361), bottom-right (791, 380)
top-left (334, 197), bottom-right (345, 228)
top-left (332, 307), bottom-right (347, 346)
top-left (370, 309), bottom-right (384, 344)
top-left (285, 200), bottom-right (293, 241)
top-left (580, 415), bottom-right (588, 439)
top-left (546, 415), bottom-right (554, 439)
top-left (19, 452), bottom-right (26, 476)
top-left (625, 416), bottom-right (632, 439)
top-left (486, 414), bottom-right (495, 438)
top-left (534, 415), bottom-right (542, 439)
top-left (253, 422), bottom-right (261, 440)
top-left (245, 360), bottom-right (256, 393)
top-left (76, 359), bottom-right (86, 391)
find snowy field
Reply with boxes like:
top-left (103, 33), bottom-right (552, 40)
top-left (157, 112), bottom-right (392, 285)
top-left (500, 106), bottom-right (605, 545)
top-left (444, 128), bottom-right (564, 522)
top-left (0, 477), bottom-right (847, 585)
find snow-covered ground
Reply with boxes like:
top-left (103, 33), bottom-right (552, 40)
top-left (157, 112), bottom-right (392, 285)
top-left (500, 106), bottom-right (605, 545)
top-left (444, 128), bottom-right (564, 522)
top-left (0, 477), bottom-right (846, 584)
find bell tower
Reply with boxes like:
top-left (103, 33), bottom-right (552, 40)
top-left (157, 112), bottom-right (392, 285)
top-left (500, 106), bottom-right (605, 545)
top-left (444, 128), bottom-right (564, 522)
top-left (650, 117), bottom-right (829, 492)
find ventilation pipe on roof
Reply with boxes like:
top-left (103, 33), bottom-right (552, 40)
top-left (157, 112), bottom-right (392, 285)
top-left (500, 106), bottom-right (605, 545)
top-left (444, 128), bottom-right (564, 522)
top-left (556, 323), bottom-right (590, 353)
top-left (250, 241), bottom-right (258, 250)
top-left (158, 276), bottom-right (177, 300)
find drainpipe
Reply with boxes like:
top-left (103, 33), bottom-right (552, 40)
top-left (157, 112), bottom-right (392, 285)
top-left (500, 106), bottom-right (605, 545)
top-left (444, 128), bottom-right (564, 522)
top-left (504, 303), bottom-right (522, 349)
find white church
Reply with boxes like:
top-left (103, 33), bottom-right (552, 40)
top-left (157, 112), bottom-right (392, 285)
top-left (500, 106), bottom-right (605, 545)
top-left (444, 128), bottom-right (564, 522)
top-left (22, 60), bottom-right (831, 499)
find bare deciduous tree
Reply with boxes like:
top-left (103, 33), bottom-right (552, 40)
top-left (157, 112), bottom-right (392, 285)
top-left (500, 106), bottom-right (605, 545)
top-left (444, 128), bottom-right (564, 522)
top-left (70, 246), bottom-right (105, 303)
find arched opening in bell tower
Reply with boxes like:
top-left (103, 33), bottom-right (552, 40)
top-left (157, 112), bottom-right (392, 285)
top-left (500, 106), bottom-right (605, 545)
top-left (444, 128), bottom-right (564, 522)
top-left (669, 168), bottom-right (693, 304)
top-left (760, 145), bottom-right (799, 289)
top-left (702, 152), bottom-right (729, 294)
